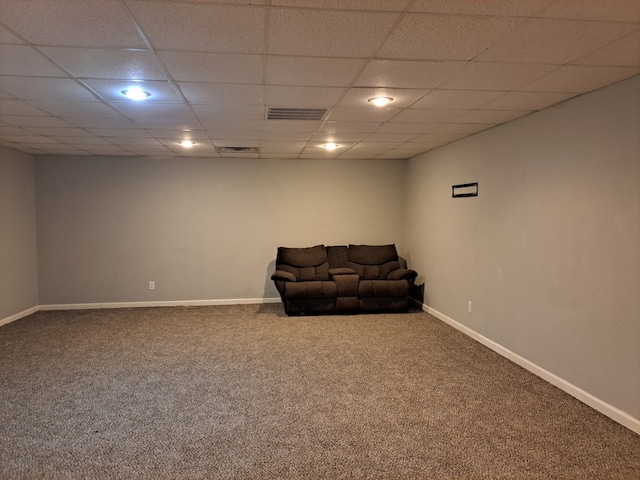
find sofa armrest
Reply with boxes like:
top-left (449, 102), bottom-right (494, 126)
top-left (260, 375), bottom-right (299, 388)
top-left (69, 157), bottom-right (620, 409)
top-left (271, 270), bottom-right (297, 282)
top-left (329, 267), bottom-right (357, 278)
top-left (387, 268), bottom-right (418, 281)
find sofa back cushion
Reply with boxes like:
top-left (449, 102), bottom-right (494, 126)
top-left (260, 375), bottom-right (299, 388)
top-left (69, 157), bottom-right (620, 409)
top-left (276, 245), bottom-right (330, 281)
top-left (348, 244), bottom-right (401, 280)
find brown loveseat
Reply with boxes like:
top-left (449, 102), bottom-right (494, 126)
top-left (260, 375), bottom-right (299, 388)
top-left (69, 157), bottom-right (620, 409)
top-left (271, 244), bottom-right (418, 315)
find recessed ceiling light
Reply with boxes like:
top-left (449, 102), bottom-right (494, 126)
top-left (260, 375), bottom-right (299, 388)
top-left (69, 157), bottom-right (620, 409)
top-left (323, 143), bottom-right (339, 150)
top-left (180, 140), bottom-right (195, 148)
top-left (121, 86), bottom-right (151, 101)
top-left (368, 96), bottom-right (393, 107)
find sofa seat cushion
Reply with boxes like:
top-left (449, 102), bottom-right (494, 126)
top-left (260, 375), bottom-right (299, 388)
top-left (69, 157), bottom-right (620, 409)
top-left (358, 279), bottom-right (409, 297)
top-left (285, 281), bottom-right (337, 299)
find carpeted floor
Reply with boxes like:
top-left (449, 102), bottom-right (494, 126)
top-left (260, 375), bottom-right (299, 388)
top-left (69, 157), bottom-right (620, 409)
top-left (1, 304), bottom-right (638, 479)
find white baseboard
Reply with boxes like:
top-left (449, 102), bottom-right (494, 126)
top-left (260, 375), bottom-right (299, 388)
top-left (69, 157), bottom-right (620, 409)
top-left (1, 298), bottom-right (282, 323)
top-left (420, 303), bottom-right (640, 435)
top-left (39, 297), bottom-right (282, 311)
top-left (0, 305), bottom-right (40, 327)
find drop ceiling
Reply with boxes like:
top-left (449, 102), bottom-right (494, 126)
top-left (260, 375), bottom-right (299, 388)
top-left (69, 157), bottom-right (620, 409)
top-left (0, 0), bottom-right (638, 160)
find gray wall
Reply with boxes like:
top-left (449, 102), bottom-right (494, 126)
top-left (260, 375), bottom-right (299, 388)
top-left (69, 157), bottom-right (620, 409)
top-left (406, 76), bottom-right (640, 421)
top-left (0, 146), bottom-right (39, 320)
top-left (36, 157), bottom-right (407, 305)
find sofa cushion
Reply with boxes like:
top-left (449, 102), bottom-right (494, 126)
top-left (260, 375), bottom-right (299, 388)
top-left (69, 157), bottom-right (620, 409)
top-left (348, 244), bottom-right (401, 280)
top-left (348, 244), bottom-right (398, 265)
top-left (277, 245), bottom-right (330, 281)
top-left (285, 281), bottom-right (337, 299)
top-left (278, 245), bottom-right (327, 267)
top-left (358, 279), bottom-right (410, 297)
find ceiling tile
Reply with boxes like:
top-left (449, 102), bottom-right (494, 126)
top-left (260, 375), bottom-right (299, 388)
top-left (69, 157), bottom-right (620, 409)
top-left (80, 146), bottom-right (136, 155)
top-left (50, 135), bottom-right (111, 145)
top-left (29, 101), bottom-right (123, 118)
top-left (132, 118), bottom-right (201, 130)
top-left (262, 120), bottom-right (321, 132)
top-left (0, 99), bottom-right (49, 116)
top-left (536, 0), bottom-right (640, 22)
top-left (2, 116), bottom-right (76, 128)
top-left (571, 31), bottom-right (640, 68)
top-left (24, 127), bottom-right (96, 137)
top-left (455, 109), bottom-right (532, 124)
top-left (391, 109), bottom-right (468, 123)
top-left (0, 134), bottom-right (61, 144)
top-left (268, 8), bottom-right (398, 57)
top-left (112, 102), bottom-right (195, 120)
top-left (0, 25), bottom-right (25, 44)
top-left (0, 45), bottom-right (67, 77)
top-left (201, 120), bottom-right (262, 133)
top-left (63, 117), bottom-right (139, 129)
top-left (179, 83), bottom-right (263, 105)
top-left (355, 60), bottom-right (466, 89)
top-left (205, 130), bottom-right (262, 142)
top-left (0, 0), bottom-right (146, 47)
top-left (261, 130), bottom-right (315, 141)
top-left (0, 76), bottom-right (97, 101)
top-left (149, 130), bottom-right (209, 140)
top-left (378, 14), bottom-right (524, 60)
top-left (410, 0), bottom-right (553, 17)
top-left (477, 18), bottom-right (638, 64)
top-left (87, 128), bottom-right (152, 138)
top-left (412, 133), bottom-right (467, 143)
top-left (427, 123), bottom-right (494, 135)
top-left (362, 132), bottom-right (419, 142)
top-left (266, 56), bottom-right (366, 87)
top-left (327, 107), bottom-right (398, 123)
top-left (39, 47), bottom-right (168, 81)
top-left (319, 121), bottom-right (382, 133)
top-left (413, 90), bottom-right (504, 109)
top-left (127, 2), bottom-right (265, 53)
top-left (272, 0), bottom-right (410, 10)
top-left (80, 79), bottom-right (182, 103)
top-left (344, 141), bottom-right (402, 152)
top-left (438, 62), bottom-right (559, 90)
top-left (100, 136), bottom-right (163, 146)
top-left (0, 125), bottom-right (33, 136)
top-left (310, 132), bottom-right (366, 143)
top-left (259, 140), bottom-right (306, 153)
top-left (192, 104), bottom-right (263, 121)
top-left (157, 51), bottom-right (264, 83)
top-left (480, 91), bottom-right (577, 110)
top-left (264, 86), bottom-right (345, 108)
top-left (520, 65), bottom-right (640, 93)
top-left (374, 122), bottom-right (433, 134)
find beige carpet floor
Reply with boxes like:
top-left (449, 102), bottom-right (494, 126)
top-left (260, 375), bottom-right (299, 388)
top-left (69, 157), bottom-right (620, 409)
top-left (1, 304), bottom-right (638, 479)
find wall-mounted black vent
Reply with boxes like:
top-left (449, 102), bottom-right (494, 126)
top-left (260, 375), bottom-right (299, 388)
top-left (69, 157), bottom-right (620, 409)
top-left (452, 182), bottom-right (478, 198)
top-left (216, 146), bottom-right (259, 154)
top-left (266, 107), bottom-right (328, 121)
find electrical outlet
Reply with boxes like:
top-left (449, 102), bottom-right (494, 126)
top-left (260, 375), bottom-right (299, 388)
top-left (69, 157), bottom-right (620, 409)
top-left (467, 301), bottom-right (472, 313)
top-left (149, 281), bottom-right (155, 290)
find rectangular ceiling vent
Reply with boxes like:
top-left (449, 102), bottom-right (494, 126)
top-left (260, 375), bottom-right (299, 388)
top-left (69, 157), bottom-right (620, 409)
top-left (266, 107), bottom-right (328, 121)
top-left (216, 146), bottom-right (259, 154)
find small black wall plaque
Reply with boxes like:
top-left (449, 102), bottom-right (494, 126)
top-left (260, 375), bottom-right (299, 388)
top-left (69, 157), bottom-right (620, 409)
top-left (452, 182), bottom-right (478, 198)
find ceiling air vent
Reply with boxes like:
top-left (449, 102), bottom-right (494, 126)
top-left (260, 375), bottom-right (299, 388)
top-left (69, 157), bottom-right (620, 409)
top-left (266, 107), bottom-right (328, 121)
top-left (216, 146), bottom-right (259, 154)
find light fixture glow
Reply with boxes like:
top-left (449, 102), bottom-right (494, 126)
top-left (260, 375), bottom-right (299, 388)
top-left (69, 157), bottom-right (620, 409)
top-left (180, 140), bottom-right (195, 148)
top-left (368, 96), bottom-right (393, 107)
top-left (323, 143), bottom-right (339, 150)
top-left (121, 86), bottom-right (151, 101)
